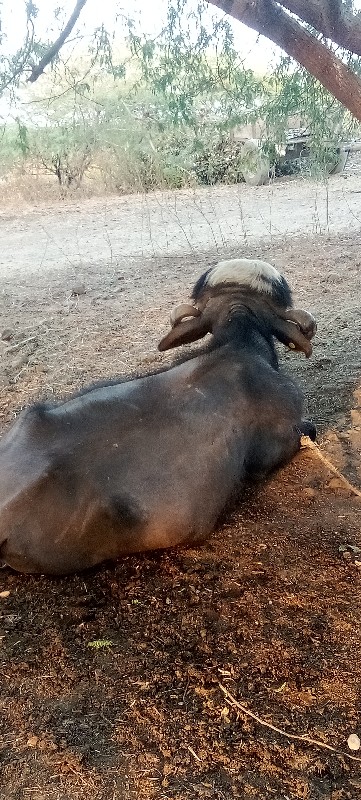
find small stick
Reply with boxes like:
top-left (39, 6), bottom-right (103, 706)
top-left (187, 745), bottom-right (201, 762)
top-left (300, 435), bottom-right (361, 498)
top-left (6, 335), bottom-right (38, 353)
top-left (219, 684), bottom-right (361, 762)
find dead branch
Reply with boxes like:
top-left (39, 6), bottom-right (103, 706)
top-left (301, 435), bottom-right (361, 498)
top-left (219, 683), bottom-right (361, 762)
top-left (27, 0), bottom-right (89, 83)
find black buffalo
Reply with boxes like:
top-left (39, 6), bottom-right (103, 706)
top-left (0, 258), bottom-right (316, 574)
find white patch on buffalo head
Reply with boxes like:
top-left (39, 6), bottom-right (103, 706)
top-left (206, 258), bottom-right (283, 295)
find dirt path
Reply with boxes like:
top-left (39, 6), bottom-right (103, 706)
top-left (0, 172), bottom-right (361, 277)
top-left (0, 177), bottom-right (361, 800)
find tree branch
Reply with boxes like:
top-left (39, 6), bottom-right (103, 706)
top-left (0, 19), bottom-right (35, 94)
top-left (207, 0), bottom-right (361, 121)
top-left (278, 0), bottom-right (361, 56)
top-left (27, 0), bottom-right (89, 83)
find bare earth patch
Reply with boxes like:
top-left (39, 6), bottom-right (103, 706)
top-left (0, 176), bottom-right (360, 800)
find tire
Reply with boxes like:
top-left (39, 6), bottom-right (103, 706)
top-left (328, 147), bottom-right (348, 175)
top-left (241, 139), bottom-right (270, 186)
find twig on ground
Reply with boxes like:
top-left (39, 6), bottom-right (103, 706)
top-left (6, 335), bottom-right (38, 354)
top-left (219, 683), bottom-right (361, 762)
top-left (187, 745), bottom-right (202, 762)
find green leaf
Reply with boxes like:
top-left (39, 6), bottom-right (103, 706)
top-left (87, 639), bottom-right (113, 649)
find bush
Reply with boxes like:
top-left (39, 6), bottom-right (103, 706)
top-left (193, 137), bottom-right (246, 185)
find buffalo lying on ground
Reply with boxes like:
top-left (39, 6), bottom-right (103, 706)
top-left (0, 258), bottom-right (316, 575)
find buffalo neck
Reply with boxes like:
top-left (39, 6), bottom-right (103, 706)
top-left (211, 307), bottom-right (279, 370)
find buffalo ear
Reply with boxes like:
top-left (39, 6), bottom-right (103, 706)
top-left (158, 315), bottom-right (211, 351)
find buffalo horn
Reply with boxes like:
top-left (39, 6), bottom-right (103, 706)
top-left (267, 302), bottom-right (317, 340)
top-left (272, 317), bottom-right (314, 357)
top-left (170, 303), bottom-right (201, 328)
top-left (283, 308), bottom-right (317, 340)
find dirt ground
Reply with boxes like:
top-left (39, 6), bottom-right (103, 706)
top-left (0, 175), bottom-right (361, 800)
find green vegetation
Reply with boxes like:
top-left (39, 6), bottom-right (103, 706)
top-left (87, 639), bottom-right (113, 649)
top-left (0, 1), bottom-right (360, 199)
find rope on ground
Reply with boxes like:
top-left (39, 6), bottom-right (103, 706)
top-left (300, 435), bottom-right (361, 498)
top-left (219, 683), bottom-right (361, 762)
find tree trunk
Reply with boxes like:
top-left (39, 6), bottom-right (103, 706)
top-left (208, 0), bottom-right (361, 122)
top-left (279, 0), bottom-right (361, 56)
